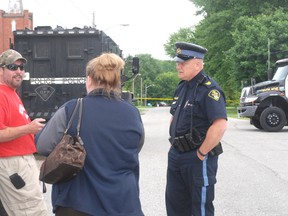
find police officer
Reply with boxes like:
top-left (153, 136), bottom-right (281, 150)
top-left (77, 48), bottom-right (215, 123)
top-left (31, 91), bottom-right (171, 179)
top-left (165, 42), bottom-right (227, 216)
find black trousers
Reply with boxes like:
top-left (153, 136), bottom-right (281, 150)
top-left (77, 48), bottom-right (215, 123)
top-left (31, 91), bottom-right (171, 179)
top-left (0, 199), bottom-right (8, 216)
top-left (55, 206), bottom-right (91, 216)
top-left (165, 147), bottom-right (218, 216)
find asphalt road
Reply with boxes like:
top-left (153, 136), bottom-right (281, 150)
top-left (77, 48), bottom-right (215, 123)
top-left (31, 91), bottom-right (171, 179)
top-left (42, 107), bottom-right (288, 216)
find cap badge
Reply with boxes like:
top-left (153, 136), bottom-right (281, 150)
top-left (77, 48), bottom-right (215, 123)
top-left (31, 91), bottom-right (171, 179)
top-left (176, 48), bottom-right (182, 54)
top-left (208, 89), bottom-right (220, 101)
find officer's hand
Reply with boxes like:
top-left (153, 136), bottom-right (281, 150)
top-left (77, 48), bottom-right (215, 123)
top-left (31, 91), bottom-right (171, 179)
top-left (196, 149), bottom-right (206, 161)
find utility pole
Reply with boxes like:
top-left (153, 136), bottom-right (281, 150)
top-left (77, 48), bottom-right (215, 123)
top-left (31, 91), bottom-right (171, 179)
top-left (92, 11), bottom-right (96, 28)
top-left (145, 84), bottom-right (155, 106)
top-left (267, 38), bottom-right (270, 70)
top-left (140, 78), bottom-right (143, 106)
top-left (132, 74), bottom-right (141, 96)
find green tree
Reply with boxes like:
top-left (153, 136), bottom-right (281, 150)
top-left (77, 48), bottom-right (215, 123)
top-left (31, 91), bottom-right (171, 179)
top-left (164, 0), bottom-right (288, 101)
top-left (122, 54), bottom-right (177, 101)
top-left (190, 0), bottom-right (288, 16)
top-left (164, 27), bottom-right (196, 57)
top-left (228, 9), bottom-right (288, 86)
top-left (150, 72), bottom-right (179, 99)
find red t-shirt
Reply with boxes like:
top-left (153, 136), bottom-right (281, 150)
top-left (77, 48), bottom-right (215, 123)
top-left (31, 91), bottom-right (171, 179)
top-left (0, 85), bottom-right (36, 157)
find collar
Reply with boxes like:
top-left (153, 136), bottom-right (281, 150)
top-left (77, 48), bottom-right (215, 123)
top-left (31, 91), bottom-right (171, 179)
top-left (88, 88), bottom-right (119, 99)
top-left (186, 71), bottom-right (206, 88)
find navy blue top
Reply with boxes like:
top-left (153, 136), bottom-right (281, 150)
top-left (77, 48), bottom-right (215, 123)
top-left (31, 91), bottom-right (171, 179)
top-left (170, 71), bottom-right (227, 138)
top-left (36, 90), bottom-right (144, 216)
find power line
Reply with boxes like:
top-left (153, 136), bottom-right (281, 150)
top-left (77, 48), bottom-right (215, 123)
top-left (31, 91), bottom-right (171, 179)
top-left (31, 0), bottom-right (66, 27)
top-left (68, 0), bottom-right (92, 26)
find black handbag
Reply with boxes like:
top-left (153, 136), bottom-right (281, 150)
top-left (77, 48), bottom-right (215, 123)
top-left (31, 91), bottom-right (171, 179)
top-left (39, 98), bottom-right (86, 184)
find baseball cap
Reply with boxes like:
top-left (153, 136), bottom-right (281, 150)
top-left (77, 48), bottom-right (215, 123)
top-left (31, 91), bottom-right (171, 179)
top-left (0, 49), bottom-right (27, 67)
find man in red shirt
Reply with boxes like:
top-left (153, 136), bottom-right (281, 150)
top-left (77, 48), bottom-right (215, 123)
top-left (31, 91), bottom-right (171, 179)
top-left (0, 49), bottom-right (48, 216)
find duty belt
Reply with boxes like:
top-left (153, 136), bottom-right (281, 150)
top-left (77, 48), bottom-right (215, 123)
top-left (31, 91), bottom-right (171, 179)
top-left (172, 133), bottom-right (201, 152)
top-left (170, 133), bottom-right (223, 156)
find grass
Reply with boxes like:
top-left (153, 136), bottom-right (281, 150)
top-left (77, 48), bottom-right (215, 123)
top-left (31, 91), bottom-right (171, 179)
top-left (226, 106), bottom-right (239, 118)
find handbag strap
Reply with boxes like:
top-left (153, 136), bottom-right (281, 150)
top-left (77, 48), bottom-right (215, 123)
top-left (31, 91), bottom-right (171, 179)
top-left (64, 98), bottom-right (82, 134)
top-left (76, 98), bottom-right (83, 137)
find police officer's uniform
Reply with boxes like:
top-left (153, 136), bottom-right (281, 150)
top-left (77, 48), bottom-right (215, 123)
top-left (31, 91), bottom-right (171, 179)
top-left (165, 42), bottom-right (227, 216)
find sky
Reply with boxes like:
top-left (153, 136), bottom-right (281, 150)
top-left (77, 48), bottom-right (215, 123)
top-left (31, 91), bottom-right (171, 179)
top-left (0, 0), bottom-right (203, 60)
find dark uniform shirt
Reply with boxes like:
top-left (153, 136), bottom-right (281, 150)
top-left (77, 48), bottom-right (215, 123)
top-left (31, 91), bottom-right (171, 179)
top-left (170, 71), bottom-right (227, 138)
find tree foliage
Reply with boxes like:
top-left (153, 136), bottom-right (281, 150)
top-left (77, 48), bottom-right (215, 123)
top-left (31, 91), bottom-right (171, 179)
top-left (122, 54), bottom-right (178, 102)
top-left (150, 72), bottom-right (179, 99)
top-left (228, 9), bottom-right (288, 85)
top-left (164, 28), bottom-right (196, 57)
top-left (190, 0), bottom-right (288, 16)
top-left (164, 0), bottom-right (288, 101)
top-left (125, 0), bottom-right (288, 103)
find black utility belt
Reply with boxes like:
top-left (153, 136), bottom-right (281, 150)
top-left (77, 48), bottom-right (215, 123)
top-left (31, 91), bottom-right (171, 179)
top-left (172, 133), bottom-right (202, 153)
top-left (171, 133), bottom-right (223, 156)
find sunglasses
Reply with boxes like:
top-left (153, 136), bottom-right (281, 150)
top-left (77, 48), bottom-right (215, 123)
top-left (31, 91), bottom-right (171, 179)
top-left (5, 64), bottom-right (25, 71)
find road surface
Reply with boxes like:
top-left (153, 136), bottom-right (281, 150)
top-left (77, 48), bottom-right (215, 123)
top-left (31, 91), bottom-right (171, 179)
top-left (41, 107), bottom-right (288, 216)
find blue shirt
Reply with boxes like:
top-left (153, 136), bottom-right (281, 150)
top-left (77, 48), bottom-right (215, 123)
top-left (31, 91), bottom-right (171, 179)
top-left (170, 71), bottom-right (227, 138)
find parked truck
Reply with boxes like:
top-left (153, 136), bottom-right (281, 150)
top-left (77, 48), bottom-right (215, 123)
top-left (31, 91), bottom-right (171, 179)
top-left (237, 58), bottom-right (288, 132)
top-left (12, 26), bottom-right (139, 120)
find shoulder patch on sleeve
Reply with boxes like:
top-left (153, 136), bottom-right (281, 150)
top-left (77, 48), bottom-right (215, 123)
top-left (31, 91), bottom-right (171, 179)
top-left (208, 89), bottom-right (220, 101)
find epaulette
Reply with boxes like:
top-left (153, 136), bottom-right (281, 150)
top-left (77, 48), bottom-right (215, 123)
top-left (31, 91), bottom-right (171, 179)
top-left (202, 76), bottom-right (216, 89)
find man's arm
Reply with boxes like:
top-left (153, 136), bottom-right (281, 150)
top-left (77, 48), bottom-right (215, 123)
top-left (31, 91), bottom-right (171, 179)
top-left (0, 118), bottom-right (45, 142)
top-left (36, 108), bottom-right (66, 156)
top-left (197, 118), bottom-right (227, 160)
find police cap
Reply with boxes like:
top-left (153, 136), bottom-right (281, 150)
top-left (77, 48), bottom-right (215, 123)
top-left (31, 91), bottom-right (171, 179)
top-left (173, 42), bottom-right (208, 62)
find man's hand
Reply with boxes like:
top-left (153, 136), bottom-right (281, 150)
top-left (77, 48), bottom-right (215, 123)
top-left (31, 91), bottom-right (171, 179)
top-left (0, 118), bottom-right (46, 142)
top-left (28, 118), bottom-right (46, 134)
top-left (196, 149), bottom-right (206, 161)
